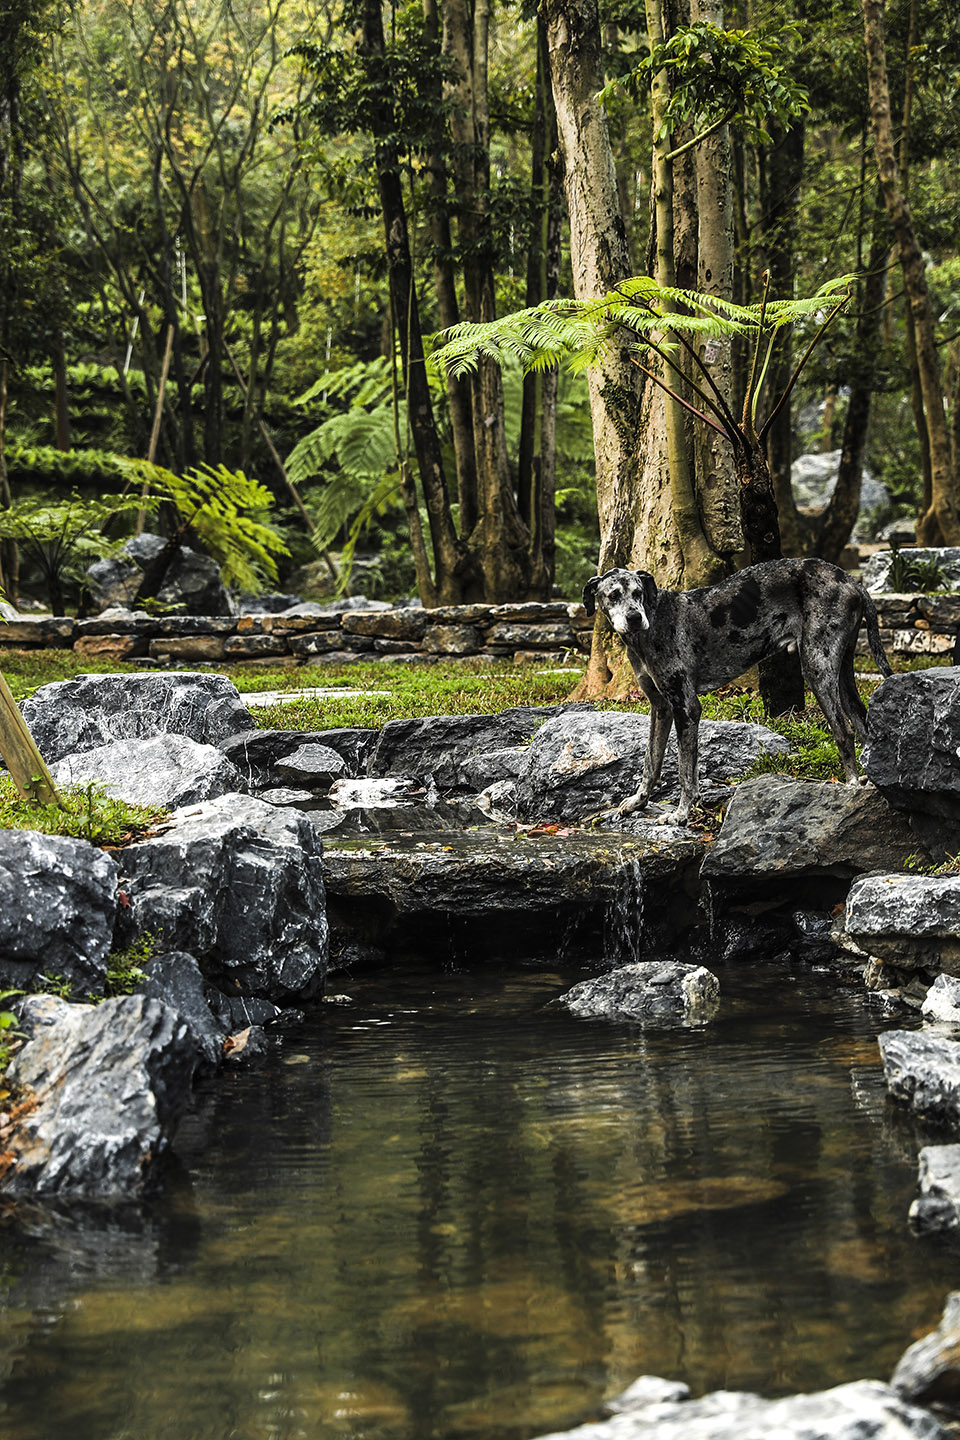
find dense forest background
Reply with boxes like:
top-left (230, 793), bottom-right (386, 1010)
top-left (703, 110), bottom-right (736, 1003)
top-left (0, 0), bottom-right (958, 625)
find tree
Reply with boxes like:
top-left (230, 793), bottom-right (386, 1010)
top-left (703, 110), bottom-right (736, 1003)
top-left (862, 0), bottom-right (959, 544)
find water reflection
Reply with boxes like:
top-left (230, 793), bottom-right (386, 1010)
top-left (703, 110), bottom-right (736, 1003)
top-left (0, 961), bottom-right (956, 1440)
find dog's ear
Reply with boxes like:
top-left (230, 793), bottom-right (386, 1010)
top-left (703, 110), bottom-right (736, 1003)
top-left (582, 575), bottom-right (602, 616)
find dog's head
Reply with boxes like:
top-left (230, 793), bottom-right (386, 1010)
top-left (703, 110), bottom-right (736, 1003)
top-left (583, 568), bottom-right (658, 635)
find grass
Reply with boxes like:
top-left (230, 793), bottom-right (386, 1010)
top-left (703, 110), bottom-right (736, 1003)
top-left (0, 776), bottom-right (168, 846)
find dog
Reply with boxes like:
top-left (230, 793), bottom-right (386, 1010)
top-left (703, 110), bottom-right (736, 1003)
top-left (582, 557), bottom-right (892, 825)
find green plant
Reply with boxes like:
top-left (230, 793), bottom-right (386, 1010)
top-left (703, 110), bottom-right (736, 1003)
top-left (0, 490), bottom-right (153, 614)
top-left (887, 538), bottom-right (949, 594)
top-left (0, 777), bottom-right (167, 846)
top-left (0, 991), bottom-right (24, 1073)
top-left (105, 933), bottom-right (157, 996)
top-left (38, 973), bottom-right (73, 999)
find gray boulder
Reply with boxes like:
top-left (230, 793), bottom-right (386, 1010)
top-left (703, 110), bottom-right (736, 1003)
top-left (908, 1147), bottom-right (960, 1236)
top-left (879, 1029), bottom-right (960, 1130)
top-left (702, 776), bottom-right (925, 884)
top-left (892, 1290), bottom-right (960, 1413)
top-left (514, 711), bottom-right (792, 822)
top-left (135, 951), bottom-right (226, 1070)
top-left (1, 994), bottom-right (197, 1199)
top-left (864, 670), bottom-right (960, 821)
top-left (22, 672), bottom-right (255, 764)
top-left (367, 705), bottom-right (590, 788)
top-left (558, 960), bottom-right (719, 1024)
top-left (115, 792), bottom-right (328, 1001)
top-left (792, 449), bottom-right (890, 539)
top-left (219, 727), bottom-right (377, 789)
top-left (87, 532), bottom-right (232, 616)
top-left (843, 874), bottom-right (960, 974)
top-left (922, 975), bottom-right (960, 1025)
top-left (51, 733), bottom-right (244, 810)
top-left (273, 742), bottom-right (348, 789)
top-left (0, 831), bottom-right (117, 998)
top-left (532, 1380), bottom-right (948, 1440)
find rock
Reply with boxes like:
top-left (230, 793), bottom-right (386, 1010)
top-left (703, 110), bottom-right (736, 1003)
top-left (702, 777), bottom-right (925, 883)
top-left (1, 994), bottom-right (197, 1199)
top-left (513, 711), bottom-right (792, 822)
top-left (879, 1029), bottom-right (960, 1130)
top-left (863, 548), bottom-right (960, 594)
top-left (864, 670), bottom-right (960, 825)
top-left (22, 671), bottom-right (255, 764)
top-left (604, 1377), bottom-right (692, 1415)
top-left (792, 449), bottom-right (890, 538)
top-left (368, 705), bottom-right (591, 788)
top-left (218, 727), bottom-right (377, 789)
top-left (532, 1380), bottom-right (949, 1440)
top-left (135, 951), bottom-right (226, 1070)
top-left (206, 992), bottom-right (283, 1031)
top-left (843, 874), bottom-right (960, 974)
top-left (50, 733), bottom-right (244, 810)
top-left (457, 746), bottom-right (527, 790)
top-left (558, 960), bottom-right (719, 1024)
top-left (422, 623), bottom-right (481, 655)
top-left (0, 831), bottom-right (117, 998)
top-left (273, 742), bottom-right (348, 789)
top-left (114, 792), bottom-right (328, 1001)
top-left (233, 591), bottom-right (301, 614)
top-left (892, 1290), bottom-right (960, 1412)
top-left (86, 532), bottom-right (232, 616)
top-left (908, 1147), bottom-right (960, 1236)
top-left (923, 976), bottom-right (960, 1024)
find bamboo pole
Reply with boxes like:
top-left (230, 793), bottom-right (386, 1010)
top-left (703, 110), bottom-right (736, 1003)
top-left (0, 670), bottom-right (61, 806)
top-left (136, 322), bottom-right (175, 535)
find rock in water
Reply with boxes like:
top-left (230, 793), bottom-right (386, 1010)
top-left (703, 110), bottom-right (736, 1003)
top-left (558, 961), bottom-right (719, 1024)
top-left (0, 994), bottom-right (197, 1199)
top-left (0, 831), bottom-right (118, 998)
top-left (892, 1290), bottom-right (960, 1415)
top-left (879, 1030), bottom-right (960, 1130)
top-left (115, 792), bottom-right (328, 1001)
top-left (909, 1146), bottom-right (960, 1236)
top-left (21, 672), bottom-right (255, 764)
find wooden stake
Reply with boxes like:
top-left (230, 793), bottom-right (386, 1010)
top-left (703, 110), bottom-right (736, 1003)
top-left (0, 670), bottom-right (61, 806)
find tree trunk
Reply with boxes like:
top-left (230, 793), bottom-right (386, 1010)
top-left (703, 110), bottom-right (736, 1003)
top-left (360, 0), bottom-right (472, 604)
top-left (815, 190), bottom-right (889, 563)
top-left (862, 0), bottom-right (959, 543)
top-left (542, 0), bottom-right (644, 692)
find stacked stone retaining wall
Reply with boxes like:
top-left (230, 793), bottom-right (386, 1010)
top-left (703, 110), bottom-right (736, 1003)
top-left (0, 592), bottom-right (956, 665)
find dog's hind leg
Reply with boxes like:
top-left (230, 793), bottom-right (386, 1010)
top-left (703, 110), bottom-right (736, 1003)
top-left (802, 654), bottom-right (861, 784)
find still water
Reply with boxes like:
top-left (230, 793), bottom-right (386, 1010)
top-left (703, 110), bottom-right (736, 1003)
top-left (0, 959), bottom-right (956, 1440)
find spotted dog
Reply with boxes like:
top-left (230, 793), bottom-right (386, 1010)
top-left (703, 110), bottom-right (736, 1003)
top-left (582, 557), bottom-right (891, 825)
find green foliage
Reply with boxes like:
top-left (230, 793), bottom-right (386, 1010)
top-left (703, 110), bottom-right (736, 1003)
top-left (105, 933), bottom-right (157, 997)
top-left (0, 777), bottom-right (167, 847)
top-left (602, 21), bottom-right (808, 147)
top-left (887, 541), bottom-right (949, 594)
top-left (0, 490), bottom-right (153, 611)
top-left (139, 461), bottom-right (291, 592)
top-left (0, 991), bottom-right (24, 1075)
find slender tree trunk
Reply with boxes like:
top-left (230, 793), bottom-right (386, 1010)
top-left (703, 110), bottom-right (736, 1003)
top-left (360, 0), bottom-right (472, 604)
top-left (816, 190), bottom-right (889, 563)
top-left (863, 0), bottom-right (959, 543)
top-left (542, 0), bottom-right (644, 692)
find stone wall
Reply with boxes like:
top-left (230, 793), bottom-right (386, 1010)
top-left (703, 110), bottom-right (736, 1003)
top-left (0, 592), bottom-right (956, 666)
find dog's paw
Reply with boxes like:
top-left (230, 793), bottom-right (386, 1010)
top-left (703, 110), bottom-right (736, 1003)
top-left (655, 808), bottom-right (690, 826)
top-left (616, 792), bottom-right (650, 817)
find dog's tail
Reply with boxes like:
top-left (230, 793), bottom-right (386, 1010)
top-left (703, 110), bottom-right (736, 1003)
top-left (860, 585), bottom-right (893, 677)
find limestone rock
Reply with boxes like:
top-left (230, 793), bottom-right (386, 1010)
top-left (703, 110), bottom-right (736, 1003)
top-left (922, 976), bottom-right (960, 1025)
top-left (368, 705), bottom-right (590, 788)
top-left (558, 960), bottom-right (719, 1024)
top-left (1, 994), bottom-right (197, 1199)
top-left (218, 727), bottom-right (376, 789)
top-left (532, 1379), bottom-right (949, 1440)
top-left (0, 831), bottom-right (117, 998)
top-left (892, 1290), bottom-right (960, 1412)
top-left (513, 710), bottom-right (792, 822)
top-left (51, 733), bottom-right (244, 810)
top-left (115, 792), bottom-right (328, 1001)
top-left (22, 672), bottom-right (255, 764)
top-left (843, 874), bottom-right (960, 973)
top-left (135, 951), bottom-right (226, 1070)
top-left (702, 777), bottom-right (925, 883)
top-left (86, 532), bottom-right (231, 616)
top-left (879, 1029), bottom-right (960, 1130)
top-left (273, 742), bottom-right (348, 789)
top-left (864, 670), bottom-right (960, 821)
top-left (909, 1147), bottom-right (960, 1236)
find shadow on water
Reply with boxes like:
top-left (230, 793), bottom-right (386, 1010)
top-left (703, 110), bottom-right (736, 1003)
top-left (0, 957), bottom-right (957, 1440)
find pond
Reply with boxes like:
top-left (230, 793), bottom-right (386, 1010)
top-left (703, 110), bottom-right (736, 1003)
top-left (0, 957), bottom-right (956, 1440)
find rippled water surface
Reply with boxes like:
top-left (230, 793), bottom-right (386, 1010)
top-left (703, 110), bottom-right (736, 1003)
top-left (0, 959), bottom-right (957, 1440)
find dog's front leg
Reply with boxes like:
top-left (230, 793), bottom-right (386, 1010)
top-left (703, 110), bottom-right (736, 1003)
top-left (655, 690), bottom-right (701, 825)
top-left (616, 687), bottom-right (672, 817)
